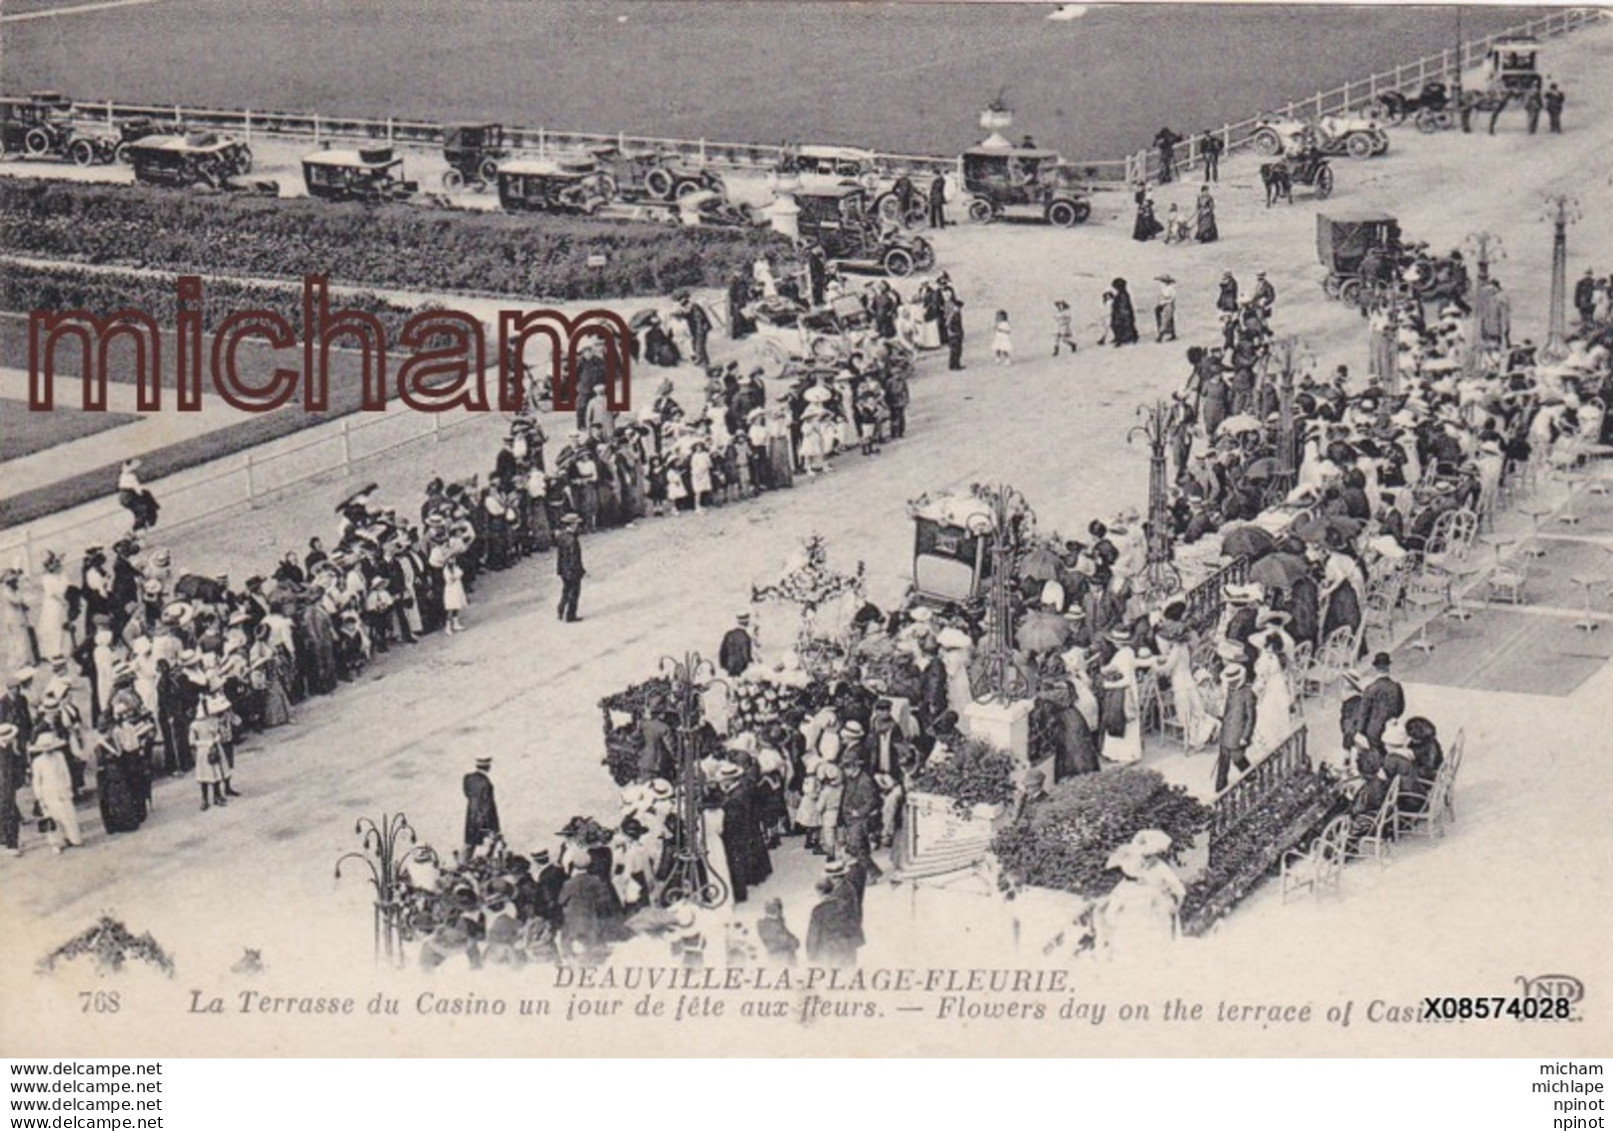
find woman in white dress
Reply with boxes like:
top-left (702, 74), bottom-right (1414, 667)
top-left (1156, 623), bottom-right (1215, 751)
top-left (0, 569), bottom-right (34, 671)
top-left (1249, 628), bottom-right (1296, 758)
top-left (1099, 630), bottom-right (1152, 765)
top-left (937, 627), bottom-right (976, 715)
top-left (28, 731), bottom-right (83, 852)
top-left (34, 553), bottom-right (72, 661)
top-left (1094, 831), bottom-right (1184, 959)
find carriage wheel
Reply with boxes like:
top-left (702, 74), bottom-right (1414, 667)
top-left (23, 128), bottom-right (52, 157)
top-left (1314, 164), bottom-right (1334, 199)
top-left (644, 166), bottom-right (676, 200)
top-left (874, 192), bottom-right (903, 225)
top-left (1339, 278), bottom-right (1363, 305)
top-left (1322, 274), bottom-right (1341, 299)
top-left (442, 168), bottom-right (465, 190)
top-left (70, 139), bottom-right (97, 166)
top-left (1345, 133), bottom-right (1376, 159)
top-left (808, 335), bottom-right (841, 363)
top-left (966, 197), bottom-right (994, 223)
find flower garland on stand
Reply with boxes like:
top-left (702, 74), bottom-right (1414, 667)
top-left (38, 916), bottom-right (176, 978)
top-left (750, 534), bottom-right (865, 680)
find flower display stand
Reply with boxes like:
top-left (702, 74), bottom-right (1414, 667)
top-left (962, 697), bottom-right (1033, 764)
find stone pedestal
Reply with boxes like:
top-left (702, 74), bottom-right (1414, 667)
top-left (962, 697), bottom-right (1033, 764)
top-left (764, 194), bottom-right (800, 239)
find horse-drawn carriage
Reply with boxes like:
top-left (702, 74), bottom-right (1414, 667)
top-left (1485, 35), bottom-right (1544, 95)
top-left (1371, 81), bottom-right (1456, 132)
top-left (1260, 145), bottom-right (1334, 205)
top-left (911, 515), bottom-right (994, 607)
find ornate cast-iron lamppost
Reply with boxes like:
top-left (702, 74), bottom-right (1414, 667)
top-left (656, 651), bottom-right (729, 909)
top-left (1129, 401), bottom-right (1182, 602)
top-left (1540, 193), bottom-right (1581, 361)
top-left (1268, 336), bottom-right (1313, 498)
top-left (1463, 230), bottom-right (1505, 375)
top-left (335, 812), bottom-right (418, 966)
top-left (964, 484), bottom-right (1031, 703)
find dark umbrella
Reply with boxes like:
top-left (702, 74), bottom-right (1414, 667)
top-left (1220, 524), bottom-right (1277, 560)
top-left (1017, 610), bottom-right (1074, 654)
top-left (1244, 457), bottom-right (1283, 481)
top-left (629, 309), bottom-right (661, 332)
top-left (1248, 551), bottom-right (1309, 591)
top-left (336, 483), bottom-right (379, 514)
top-left (1019, 546), bottom-right (1064, 583)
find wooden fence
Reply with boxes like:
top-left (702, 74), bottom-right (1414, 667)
top-left (55, 7), bottom-right (1610, 189)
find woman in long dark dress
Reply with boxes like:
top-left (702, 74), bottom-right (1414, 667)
top-left (1195, 187), bottom-right (1219, 243)
top-left (727, 271), bottom-right (755, 340)
top-left (1106, 278), bottom-right (1140, 346)
top-left (1033, 669), bottom-right (1101, 780)
top-left (717, 768), bottom-right (771, 904)
top-left (94, 729), bottom-right (144, 834)
top-left (1132, 191), bottom-right (1163, 242)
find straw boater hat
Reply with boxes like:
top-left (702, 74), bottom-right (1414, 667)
top-left (1221, 663), bottom-right (1248, 687)
top-left (715, 762), bottom-right (742, 782)
top-left (29, 731), bottom-right (66, 755)
top-left (824, 859), bottom-right (848, 878)
top-left (648, 779), bottom-right (674, 800)
top-left (474, 757), bottom-right (493, 772)
top-left (841, 720), bottom-right (865, 739)
top-left (561, 513), bottom-right (583, 527)
top-left (0, 723), bottom-right (17, 747)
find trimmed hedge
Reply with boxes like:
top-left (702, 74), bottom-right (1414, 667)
top-left (0, 178), bottom-right (793, 300)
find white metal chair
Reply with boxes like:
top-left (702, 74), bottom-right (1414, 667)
top-left (1280, 815), bottom-right (1350, 902)
top-left (1344, 774), bottom-right (1400, 867)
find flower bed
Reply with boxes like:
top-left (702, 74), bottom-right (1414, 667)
top-left (1178, 766), bottom-right (1343, 936)
top-left (909, 737), bottom-right (1019, 813)
top-left (990, 766), bottom-right (1208, 899)
top-left (0, 178), bottom-right (793, 301)
top-left (38, 916), bottom-right (176, 978)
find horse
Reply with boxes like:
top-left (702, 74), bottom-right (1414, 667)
top-left (1259, 161), bottom-right (1293, 207)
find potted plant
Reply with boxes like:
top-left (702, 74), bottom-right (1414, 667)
top-left (980, 89), bottom-right (1014, 133)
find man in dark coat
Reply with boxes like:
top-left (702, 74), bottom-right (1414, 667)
top-left (945, 297), bottom-right (965, 370)
top-left (1201, 131), bottom-right (1224, 182)
top-left (1356, 651), bottom-right (1405, 757)
top-left (1153, 126), bottom-right (1184, 183)
top-left (716, 763), bottom-right (770, 904)
top-left (1575, 268), bottom-right (1598, 327)
top-left (1215, 664), bottom-right (1256, 792)
top-left (718, 613), bottom-right (755, 677)
top-left (0, 722), bottom-right (22, 854)
top-left (838, 756), bottom-right (883, 882)
top-left (555, 514), bottom-right (586, 622)
top-left (806, 243), bottom-right (828, 307)
top-left (1544, 83), bottom-right (1565, 133)
top-left (805, 865), bottom-right (864, 966)
top-left (637, 702), bottom-right (676, 782)
top-left (860, 702), bottom-right (913, 779)
top-left (756, 897), bottom-right (799, 966)
top-left (927, 173), bottom-right (947, 229)
top-left (671, 291), bottom-right (716, 368)
top-left (914, 640), bottom-right (948, 736)
top-left (462, 757), bottom-right (500, 851)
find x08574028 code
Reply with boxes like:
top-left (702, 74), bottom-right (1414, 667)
top-left (1422, 996), bottom-right (1573, 1020)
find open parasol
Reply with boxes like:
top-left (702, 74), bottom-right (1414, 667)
top-left (1016, 609), bottom-right (1074, 654)
top-left (1217, 413), bottom-right (1264, 436)
top-left (1220, 524), bottom-right (1277, 560)
top-left (1243, 457), bottom-right (1283, 481)
top-left (803, 385), bottom-right (834, 404)
top-left (336, 483), bottom-right (379, 514)
top-left (1248, 551), bottom-right (1310, 591)
top-left (628, 309), bottom-right (661, 331)
top-left (1018, 546), bottom-right (1064, 583)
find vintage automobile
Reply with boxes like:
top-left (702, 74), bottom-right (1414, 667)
top-left (588, 144), bottom-right (723, 202)
top-left (782, 144), bottom-right (927, 227)
top-left (1317, 210), bottom-right (1401, 304)
top-left (795, 184), bottom-right (935, 277)
top-left (114, 116), bottom-right (185, 163)
top-left (126, 131), bottom-right (255, 188)
top-left (1371, 80), bottom-right (1456, 132)
top-left (1484, 35), bottom-right (1543, 95)
top-left (1251, 113), bottom-right (1388, 160)
top-left (303, 145), bottom-right (418, 202)
top-left (959, 143), bottom-right (1092, 227)
top-left (441, 122), bottom-right (508, 190)
top-left (0, 91), bottom-right (79, 161)
top-left (495, 156), bottom-right (615, 215)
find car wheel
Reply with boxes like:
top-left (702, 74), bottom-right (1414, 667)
top-left (883, 247), bottom-right (915, 277)
top-left (479, 157), bottom-right (500, 183)
top-left (966, 197), bottom-right (994, 223)
top-left (674, 178), bottom-right (702, 200)
top-left (912, 239), bottom-right (935, 271)
top-left (1315, 165), bottom-right (1334, 199)
top-left (1252, 128), bottom-right (1283, 157)
top-left (234, 148), bottom-right (253, 175)
top-left (114, 142), bottom-right (131, 165)
top-left (644, 167), bottom-right (675, 200)
top-left (1339, 278), bottom-right (1363, 305)
top-left (24, 128), bottom-right (52, 157)
top-left (1346, 133), bottom-right (1375, 159)
top-left (442, 168), bottom-right (465, 190)
top-left (70, 139), bottom-right (97, 166)
top-left (1046, 199), bottom-right (1079, 227)
top-left (1322, 274), bottom-right (1341, 299)
top-left (759, 341), bottom-right (788, 379)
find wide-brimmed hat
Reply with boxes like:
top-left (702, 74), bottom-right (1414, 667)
top-left (561, 513), bottom-right (584, 527)
top-left (840, 720), bottom-right (865, 739)
top-left (0, 723), bottom-right (17, 745)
